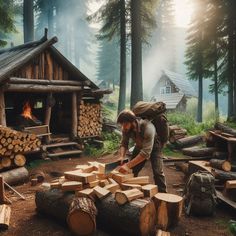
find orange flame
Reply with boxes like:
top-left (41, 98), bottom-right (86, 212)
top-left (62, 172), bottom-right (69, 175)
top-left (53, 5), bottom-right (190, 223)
top-left (21, 101), bottom-right (33, 119)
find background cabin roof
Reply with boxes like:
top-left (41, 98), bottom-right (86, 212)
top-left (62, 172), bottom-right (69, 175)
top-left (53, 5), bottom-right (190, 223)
top-left (0, 36), bottom-right (98, 89)
top-left (152, 93), bottom-right (184, 109)
top-left (161, 70), bottom-right (197, 97)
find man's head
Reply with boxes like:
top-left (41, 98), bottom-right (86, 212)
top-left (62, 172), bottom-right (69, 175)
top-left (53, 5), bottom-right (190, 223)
top-left (117, 109), bottom-right (137, 133)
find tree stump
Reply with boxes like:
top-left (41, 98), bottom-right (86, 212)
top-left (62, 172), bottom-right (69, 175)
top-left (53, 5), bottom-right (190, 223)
top-left (95, 194), bottom-right (156, 236)
top-left (153, 193), bottom-right (183, 231)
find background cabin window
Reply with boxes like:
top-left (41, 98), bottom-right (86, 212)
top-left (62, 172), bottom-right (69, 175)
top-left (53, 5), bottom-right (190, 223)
top-left (160, 86), bottom-right (171, 94)
top-left (165, 80), bottom-right (171, 86)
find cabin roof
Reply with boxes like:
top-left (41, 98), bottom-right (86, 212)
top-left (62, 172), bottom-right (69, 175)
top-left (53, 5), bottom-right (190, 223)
top-left (152, 93), bottom-right (184, 109)
top-left (161, 70), bottom-right (197, 97)
top-left (0, 35), bottom-right (98, 89)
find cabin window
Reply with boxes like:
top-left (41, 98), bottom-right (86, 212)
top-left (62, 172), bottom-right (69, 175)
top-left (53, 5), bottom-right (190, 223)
top-left (160, 86), bottom-right (171, 94)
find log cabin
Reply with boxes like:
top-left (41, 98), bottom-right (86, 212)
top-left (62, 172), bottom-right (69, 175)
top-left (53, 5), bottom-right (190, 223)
top-left (151, 70), bottom-right (197, 112)
top-left (0, 32), bottom-right (111, 150)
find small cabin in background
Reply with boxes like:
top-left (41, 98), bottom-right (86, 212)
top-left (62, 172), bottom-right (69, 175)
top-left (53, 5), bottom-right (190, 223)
top-left (151, 70), bottom-right (197, 112)
top-left (0, 32), bottom-right (111, 146)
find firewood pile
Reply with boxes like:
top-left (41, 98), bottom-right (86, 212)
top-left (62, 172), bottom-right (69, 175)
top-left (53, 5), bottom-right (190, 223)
top-left (169, 125), bottom-right (187, 144)
top-left (78, 101), bottom-right (102, 138)
top-left (0, 126), bottom-right (41, 171)
top-left (36, 161), bottom-right (183, 236)
top-left (176, 122), bottom-right (236, 204)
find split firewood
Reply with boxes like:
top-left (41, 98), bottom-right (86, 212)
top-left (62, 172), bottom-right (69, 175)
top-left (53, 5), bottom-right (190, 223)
top-left (0, 204), bottom-right (11, 229)
top-left (64, 170), bottom-right (96, 184)
top-left (141, 184), bottom-right (158, 198)
top-left (104, 183), bottom-right (120, 193)
top-left (121, 183), bottom-right (142, 190)
top-left (93, 186), bottom-right (111, 199)
top-left (115, 188), bottom-right (144, 205)
top-left (112, 173), bottom-right (134, 184)
top-left (225, 180), bottom-right (236, 189)
top-left (124, 176), bottom-right (150, 185)
top-left (76, 188), bottom-right (96, 200)
top-left (156, 229), bottom-right (170, 236)
top-left (153, 193), bottom-right (183, 231)
top-left (61, 181), bottom-right (83, 192)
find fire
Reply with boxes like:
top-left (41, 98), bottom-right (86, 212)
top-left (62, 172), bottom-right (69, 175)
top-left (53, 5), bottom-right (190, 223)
top-left (21, 101), bottom-right (33, 119)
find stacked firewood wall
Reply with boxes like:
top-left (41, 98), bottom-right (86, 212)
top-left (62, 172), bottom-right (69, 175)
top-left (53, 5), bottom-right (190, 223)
top-left (169, 125), bottom-right (187, 143)
top-left (77, 100), bottom-right (102, 138)
top-left (0, 126), bottom-right (41, 170)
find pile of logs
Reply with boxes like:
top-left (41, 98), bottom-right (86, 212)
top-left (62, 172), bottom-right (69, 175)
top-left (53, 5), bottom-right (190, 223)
top-left (36, 161), bottom-right (183, 235)
top-left (169, 125), bottom-right (187, 144)
top-left (77, 101), bottom-right (102, 138)
top-left (0, 126), bottom-right (41, 171)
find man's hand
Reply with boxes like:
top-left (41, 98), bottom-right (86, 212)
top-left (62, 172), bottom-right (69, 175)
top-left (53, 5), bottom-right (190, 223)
top-left (117, 164), bottom-right (132, 174)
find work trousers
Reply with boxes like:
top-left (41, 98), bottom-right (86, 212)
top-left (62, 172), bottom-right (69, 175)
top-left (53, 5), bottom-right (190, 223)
top-left (131, 146), bottom-right (167, 193)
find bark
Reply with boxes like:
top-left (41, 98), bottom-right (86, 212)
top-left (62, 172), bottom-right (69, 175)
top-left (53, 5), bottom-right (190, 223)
top-left (95, 194), bottom-right (156, 236)
top-left (214, 122), bottom-right (236, 136)
top-left (130, 0), bottom-right (143, 108)
top-left (212, 169), bottom-right (236, 181)
top-left (23, 0), bottom-right (34, 43)
top-left (182, 147), bottom-right (217, 157)
top-left (117, 0), bottom-right (127, 114)
top-left (209, 159), bottom-right (231, 172)
top-left (175, 135), bottom-right (203, 149)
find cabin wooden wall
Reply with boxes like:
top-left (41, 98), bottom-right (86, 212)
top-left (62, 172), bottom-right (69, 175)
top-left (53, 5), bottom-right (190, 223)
top-left (11, 50), bottom-right (69, 81)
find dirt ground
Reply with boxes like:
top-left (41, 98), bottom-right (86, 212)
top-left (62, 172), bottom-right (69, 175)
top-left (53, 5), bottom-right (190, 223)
top-left (1, 153), bottom-right (235, 236)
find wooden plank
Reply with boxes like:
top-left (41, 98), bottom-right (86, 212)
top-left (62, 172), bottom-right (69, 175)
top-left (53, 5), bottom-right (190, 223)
top-left (0, 176), bottom-right (5, 203)
top-left (47, 150), bottom-right (82, 157)
top-left (216, 190), bottom-right (236, 209)
top-left (225, 180), bottom-right (236, 189)
top-left (188, 160), bottom-right (212, 175)
top-left (61, 181), bottom-right (83, 191)
top-left (0, 204), bottom-right (11, 229)
top-left (124, 176), bottom-right (150, 185)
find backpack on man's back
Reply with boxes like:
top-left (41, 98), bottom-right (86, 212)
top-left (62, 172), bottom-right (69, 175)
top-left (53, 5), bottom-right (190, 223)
top-left (183, 171), bottom-right (217, 216)
top-left (132, 101), bottom-right (169, 146)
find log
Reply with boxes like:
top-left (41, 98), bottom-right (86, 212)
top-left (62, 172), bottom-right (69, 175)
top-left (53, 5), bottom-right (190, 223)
top-left (0, 176), bottom-right (5, 203)
top-left (61, 181), bottom-right (83, 192)
top-left (175, 135), bottom-right (203, 149)
top-left (115, 189), bottom-right (144, 205)
top-left (0, 204), bottom-right (11, 229)
top-left (71, 92), bottom-right (78, 139)
top-left (35, 189), bottom-right (97, 235)
top-left (182, 146), bottom-right (217, 157)
top-left (169, 134), bottom-right (186, 143)
top-left (1, 157), bottom-right (11, 168)
top-left (153, 193), bottom-right (183, 231)
top-left (67, 197), bottom-right (97, 235)
top-left (215, 122), bottom-right (236, 136)
top-left (0, 88), bottom-right (6, 126)
top-left (209, 159), bottom-right (231, 172)
top-left (95, 194), bottom-right (156, 236)
top-left (1, 167), bottom-right (29, 185)
top-left (213, 151), bottom-right (228, 159)
top-left (14, 154), bottom-right (26, 167)
top-left (212, 169), bottom-right (236, 181)
top-left (174, 162), bottom-right (189, 175)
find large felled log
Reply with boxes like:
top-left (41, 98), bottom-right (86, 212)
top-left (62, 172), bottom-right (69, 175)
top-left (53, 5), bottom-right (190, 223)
top-left (182, 146), bottom-right (217, 157)
top-left (209, 159), bottom-right (231, 172)
top-left (0, 204), bottom-right (11, 229)
top-left (95, 194), bottom-right (156, 236)
top-left (175, 135), bottom-right (203, 149)
top-left (215, 122), bottom-right (236, 136)
top-left (212, 169), bottom-right (236, 181)
top-left (213, 151), bottom-right (228, 159)
top-left (35, 189), bottom-right (97, 235)
top-left (1, 167), bottom-right (29, 185)
top-left (153, 193), bottom-right (183, 231)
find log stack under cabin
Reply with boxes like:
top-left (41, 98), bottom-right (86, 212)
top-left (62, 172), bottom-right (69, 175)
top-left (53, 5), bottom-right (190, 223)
top-left (0, 31), bottom-right (111, 161)
top-left (36, 161), bottom-right (183, 236)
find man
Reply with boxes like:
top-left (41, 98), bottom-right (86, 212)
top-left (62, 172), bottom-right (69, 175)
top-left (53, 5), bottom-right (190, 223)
top-left (116, 109), bottom-right (167, 193)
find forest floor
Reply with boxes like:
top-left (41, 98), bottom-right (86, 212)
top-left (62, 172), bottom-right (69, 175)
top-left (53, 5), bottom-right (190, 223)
top-left (0, 153), bottom-right (235, 236)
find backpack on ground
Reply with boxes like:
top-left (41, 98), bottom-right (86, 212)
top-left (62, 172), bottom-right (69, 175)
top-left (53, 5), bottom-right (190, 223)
top-left (132, 101), bottom-right (169, 145)
top-left (183, 171), bottom-right (217, 216)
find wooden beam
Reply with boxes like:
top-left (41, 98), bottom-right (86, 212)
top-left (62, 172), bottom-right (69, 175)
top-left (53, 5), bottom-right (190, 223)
top-left (0, 175), bottom-right (5, 204)
top-left (71, 92), bottom-right (78, 139)
top-left (44, 93), bottom-right (52, 143)
top-left (9, 77), bottom-right (83, 86)
top-left (5, 84), bottom-right (82, 93)
top-left (0, 88), bottom-right (6, 126)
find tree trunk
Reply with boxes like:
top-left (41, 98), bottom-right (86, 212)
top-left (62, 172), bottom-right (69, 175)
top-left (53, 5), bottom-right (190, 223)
top-left (175, 135), bottom-right (203, 149)
top-left (95, 194), bottom-right (156, 236)
top-left (197, 70), bottom-right (203, 123)
top-left (130, 0), bottom-right (143, 108)
top-left (213, 40), bottom-right (219, 118)
top-left (153, 193), bottom-right (183, 231)
top-left (23, 0), bottom-right (34, 43)
top-left (117, 0), bottom-right (127, 114)
top-left (0, 88), bottom-right (6, 126)
top-left (1, 167), bottom-right (29, 185)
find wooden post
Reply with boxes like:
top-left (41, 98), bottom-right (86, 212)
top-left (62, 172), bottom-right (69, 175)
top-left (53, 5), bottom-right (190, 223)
top-left (0, 175), bottom-right (5, 204)
top-left (0, 88), bottom-right (6, 126)
top-left (71, 92), bottom-right (78, 139)
top-left (44, 93), bottom-right (52, 143)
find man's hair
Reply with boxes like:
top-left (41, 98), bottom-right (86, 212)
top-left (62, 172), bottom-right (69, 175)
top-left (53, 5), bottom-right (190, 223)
top-left (117, 109), bottom-right (136, 124)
